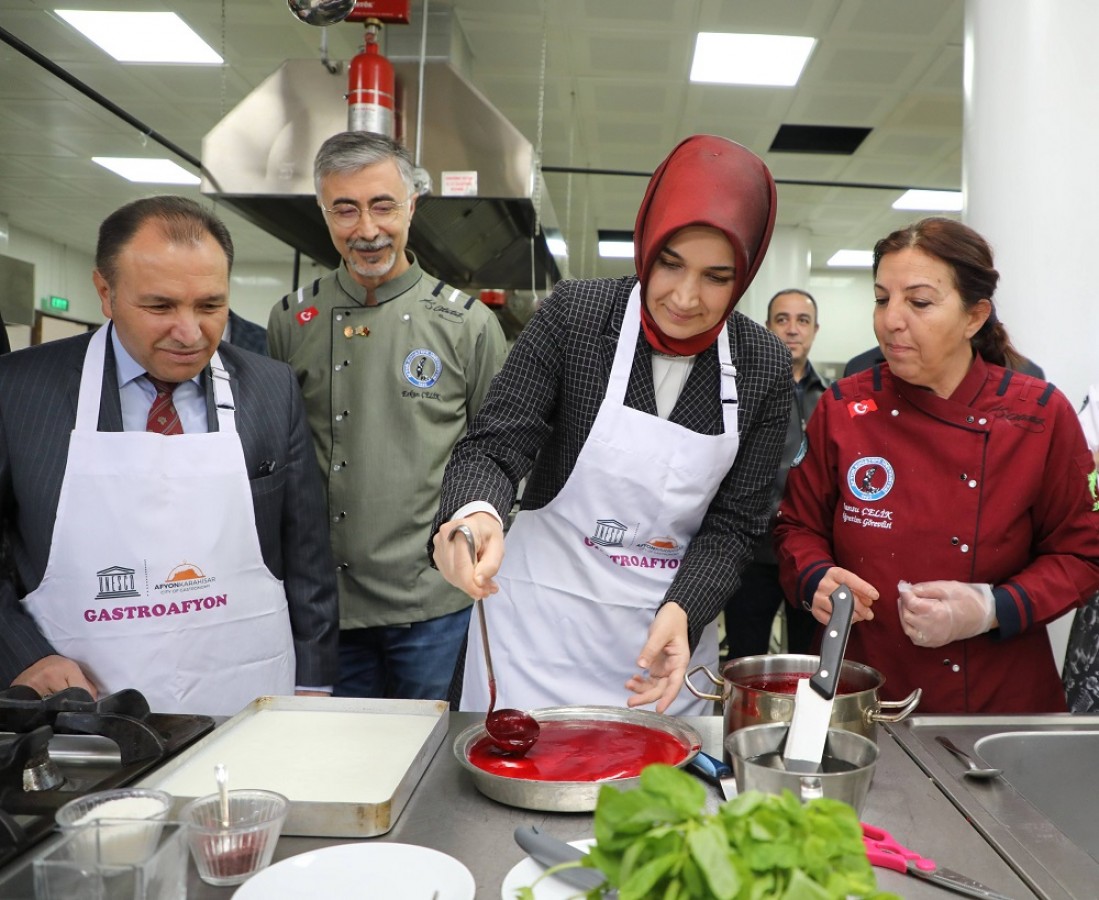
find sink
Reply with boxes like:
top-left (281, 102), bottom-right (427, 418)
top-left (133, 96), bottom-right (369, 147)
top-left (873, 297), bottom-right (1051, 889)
top-left (889, 714), bottom-right (1099, 900)
top-left (976, 730), bottom-right (1099, 863)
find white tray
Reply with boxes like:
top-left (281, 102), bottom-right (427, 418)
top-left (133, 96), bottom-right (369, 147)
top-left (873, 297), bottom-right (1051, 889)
top-left (136, 696), bottom-right (448, 837)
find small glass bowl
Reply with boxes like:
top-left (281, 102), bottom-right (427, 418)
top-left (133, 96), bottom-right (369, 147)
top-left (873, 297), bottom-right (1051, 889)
top-left (54, 788), bottom-right (173, 866)
top-left (178, 789), bottom-right (289, 886)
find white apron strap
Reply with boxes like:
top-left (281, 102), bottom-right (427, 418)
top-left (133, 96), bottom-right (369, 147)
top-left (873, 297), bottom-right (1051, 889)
top-left (75, 326), bottom-right (110, 432)
top-left (208, 350), bottom-right (237, 432)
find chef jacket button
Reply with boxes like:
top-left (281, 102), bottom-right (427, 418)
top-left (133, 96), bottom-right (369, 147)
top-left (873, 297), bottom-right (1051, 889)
top-left (961, 544), bottom-right (970, 553)
top-left (942, 659), bottom-right (951, 665)
top-left (402, 314), bottom-right (411, 321)
top-left (959, 473), bottom-right (967, 480)
top-left (951, 536), bottom-right (960, 545)
top-left (952, 664), bottom-right (961, 673)
top-left (333, 463), bottom-right (341, 471)
top-left (336, 314), bottom-right (343, 321)
top-left (891, 409), bottom-right (899, 416)
top-left (337, 562), bottom-right (349, 571)
top-left (334, 364), bottom-right (342, 372)
top-left (335, 414), bottom-right (343, 422)
top-left (978, 418), bottom-right (987, 425)
top-left (966, 415), bottom-right (975, 423)
top-left (968, 480), bottom-right (977, 488)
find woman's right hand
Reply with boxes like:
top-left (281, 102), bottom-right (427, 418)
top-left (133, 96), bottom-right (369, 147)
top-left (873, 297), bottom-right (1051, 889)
top-left (432, 513), bottom-right (505, 600)
top-left (809, 567), bottom-right (879, 625)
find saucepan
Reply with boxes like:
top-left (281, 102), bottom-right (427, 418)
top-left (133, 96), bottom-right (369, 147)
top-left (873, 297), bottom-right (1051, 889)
top-left (453, 705), bottom-right (701, 812)
top-left (686, 654), bottom-right (921, 744)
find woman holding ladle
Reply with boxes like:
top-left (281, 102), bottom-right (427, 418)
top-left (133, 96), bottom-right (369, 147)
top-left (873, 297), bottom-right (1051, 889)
top-left (431, 135), bottom-right (789, 722)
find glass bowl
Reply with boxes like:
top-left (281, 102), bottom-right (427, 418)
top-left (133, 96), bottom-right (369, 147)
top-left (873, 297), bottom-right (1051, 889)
top-left (179, 789), bottom-right (289, 886)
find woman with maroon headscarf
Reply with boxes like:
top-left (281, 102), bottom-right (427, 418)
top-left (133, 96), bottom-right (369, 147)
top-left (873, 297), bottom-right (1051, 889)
top-left (431, 136), bottom-right (791, 715)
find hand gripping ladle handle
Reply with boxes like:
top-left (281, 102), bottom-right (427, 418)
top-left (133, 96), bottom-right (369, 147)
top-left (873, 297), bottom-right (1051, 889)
top-left (450, 524), bottom-right (497, 712)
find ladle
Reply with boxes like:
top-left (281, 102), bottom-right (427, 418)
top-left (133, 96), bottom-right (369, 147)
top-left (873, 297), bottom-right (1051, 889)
top-left (935, 735), bottom-right (1003, 780)
top-left (449, 525), bottom-right (540, 756)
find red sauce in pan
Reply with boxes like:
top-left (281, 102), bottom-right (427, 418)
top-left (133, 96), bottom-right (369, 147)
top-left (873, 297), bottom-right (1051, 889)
top-left (735, 673), bottom-right (861, 695)
top-left (467, 720), bottom-right (689, 782)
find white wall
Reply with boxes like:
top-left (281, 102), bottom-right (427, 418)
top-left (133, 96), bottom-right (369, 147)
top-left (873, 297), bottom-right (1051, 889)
top-left (740, 267), bottom-right (878, 377)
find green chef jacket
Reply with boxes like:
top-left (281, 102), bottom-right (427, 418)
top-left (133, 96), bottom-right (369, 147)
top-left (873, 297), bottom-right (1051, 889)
top-left (268, 254), bottom-right (508, 629)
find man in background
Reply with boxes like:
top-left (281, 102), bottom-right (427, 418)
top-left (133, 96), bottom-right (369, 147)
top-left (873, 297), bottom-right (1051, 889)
top-left (224, 309), bottom-right (268, 356)
top-left (0, 196), bottom-right (338, 713)
top-left (725, 289), bottom-right (825, 659)
top-left (268, 131), bottom-right (507, 701)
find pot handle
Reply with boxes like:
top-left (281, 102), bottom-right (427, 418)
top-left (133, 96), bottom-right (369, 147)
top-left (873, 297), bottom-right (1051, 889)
top-left (868, 688), bottom-right (922, 724)
top-left (685, 665), bottom-right (723, 702)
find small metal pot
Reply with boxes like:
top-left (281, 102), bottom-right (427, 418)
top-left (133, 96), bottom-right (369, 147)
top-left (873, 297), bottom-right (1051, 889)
top-left (686, 654), bottom-right (920, 743)
top-left (453, 705), bottom-right (701, 812)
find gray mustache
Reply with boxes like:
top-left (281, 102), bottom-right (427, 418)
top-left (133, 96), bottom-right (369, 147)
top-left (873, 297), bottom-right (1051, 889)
top-left (348, 238), bottom-right (392, 252)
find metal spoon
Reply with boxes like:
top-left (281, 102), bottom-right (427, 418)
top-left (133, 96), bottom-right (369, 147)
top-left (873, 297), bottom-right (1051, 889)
top-left (449, 525), bottom-right (540, 756)
top-left (215, 762), bottom-right (230, 827)
top-left (935, 735), bottom-right (1003, 780)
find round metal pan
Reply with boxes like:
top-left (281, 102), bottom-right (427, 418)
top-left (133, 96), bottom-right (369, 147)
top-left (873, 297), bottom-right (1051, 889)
top-left (453, 705), bottom-right (702, 812)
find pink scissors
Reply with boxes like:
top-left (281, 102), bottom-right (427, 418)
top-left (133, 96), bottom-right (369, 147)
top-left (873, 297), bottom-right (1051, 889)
top-left (861, 823), bottom-right (1016, 899)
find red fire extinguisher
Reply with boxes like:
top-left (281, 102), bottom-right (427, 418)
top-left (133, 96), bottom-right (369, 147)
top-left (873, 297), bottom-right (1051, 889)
top-left (347, 22), bottom-right (395, 137)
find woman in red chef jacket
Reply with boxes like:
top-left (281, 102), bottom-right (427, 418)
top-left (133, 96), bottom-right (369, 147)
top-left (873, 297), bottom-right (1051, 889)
top-left (774, 217), bottom-right (1099, 713)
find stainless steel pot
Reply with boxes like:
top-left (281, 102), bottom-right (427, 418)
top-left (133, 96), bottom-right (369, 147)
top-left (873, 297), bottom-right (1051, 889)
top-left (686, 654), bottom-right (920, 742)
top-left (453, 705), bottom-right (701, 812)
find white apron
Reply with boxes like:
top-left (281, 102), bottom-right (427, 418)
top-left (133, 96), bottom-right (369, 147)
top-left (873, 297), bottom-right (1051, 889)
top-left (22, 326), bottom-right (295, 715)
top-left (461, 284), bottom-right (739, 716)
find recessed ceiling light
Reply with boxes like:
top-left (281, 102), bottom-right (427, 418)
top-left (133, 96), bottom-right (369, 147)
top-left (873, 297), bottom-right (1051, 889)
top-left (56, 10), bottom-right (222, 64)
top-left (827, 250), bottom-right (874, 268)
top-left (546, 237), bottom-right (568, 257)
top-left (598, 230), bottom-right (634, 259)
top-left (690, 33), bottom-right (815, 87)
top-left (893, 189), bottom-right (964, 211)
top-left (93, 157), bottom-right (201, 185)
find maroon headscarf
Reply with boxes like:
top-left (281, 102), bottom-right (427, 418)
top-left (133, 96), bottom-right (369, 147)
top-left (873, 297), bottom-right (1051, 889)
top-left (634, 135), bottom-right (777, 356)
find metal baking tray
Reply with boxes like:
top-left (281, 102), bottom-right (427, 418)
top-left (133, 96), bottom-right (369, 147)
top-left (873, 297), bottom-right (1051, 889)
top-left (135, 696), bottom-right (448, 837)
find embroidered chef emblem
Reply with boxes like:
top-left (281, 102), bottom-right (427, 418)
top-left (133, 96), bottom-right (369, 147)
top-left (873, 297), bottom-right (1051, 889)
top-left (847, 456), bottom-right (895, 502)
top-left (403, 349), bottom-right (442, 388)
top-left (847, 398), bottom-right (878, 417)
top-left (296, 306), bottom-right (319, 326)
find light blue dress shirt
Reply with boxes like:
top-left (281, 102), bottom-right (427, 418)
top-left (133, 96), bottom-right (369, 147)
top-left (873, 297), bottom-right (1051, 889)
top-left (110, 328), bottom-right (207, 433)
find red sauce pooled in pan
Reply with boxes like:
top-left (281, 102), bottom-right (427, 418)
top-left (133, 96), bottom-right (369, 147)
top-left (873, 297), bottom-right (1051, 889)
top-left (467, 720), bottom-right (689, 782)
top-left (736, 673), bottom-right (860, 695)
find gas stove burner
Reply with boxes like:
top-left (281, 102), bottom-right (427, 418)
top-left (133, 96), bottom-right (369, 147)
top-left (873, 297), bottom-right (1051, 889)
top-left (0, 688), bottom-right (163, 766)
top-left (21, 749), bottom-right (64, 793)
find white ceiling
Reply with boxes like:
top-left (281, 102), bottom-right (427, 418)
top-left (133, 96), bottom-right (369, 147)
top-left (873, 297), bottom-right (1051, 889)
top-left (0, 0), bottom-right (965, 283)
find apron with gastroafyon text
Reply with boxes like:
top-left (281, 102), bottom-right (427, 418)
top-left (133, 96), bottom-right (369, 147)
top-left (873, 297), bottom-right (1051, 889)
top-left (22, 325), bottom-right (295, 715)
top-left (461, 284), bottom-right (740, 716)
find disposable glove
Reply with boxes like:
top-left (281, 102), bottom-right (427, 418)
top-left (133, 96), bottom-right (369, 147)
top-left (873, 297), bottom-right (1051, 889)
top-left (897, 580), bottom-right (996, 648)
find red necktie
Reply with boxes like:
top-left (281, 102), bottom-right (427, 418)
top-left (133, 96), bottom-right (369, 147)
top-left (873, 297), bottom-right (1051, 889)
top-left (145, 376), bottom-right (184, 435)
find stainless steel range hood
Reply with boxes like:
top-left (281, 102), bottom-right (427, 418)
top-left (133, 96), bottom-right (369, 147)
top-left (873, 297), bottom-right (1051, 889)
top-left (201, 56), bottom-right (563, 294)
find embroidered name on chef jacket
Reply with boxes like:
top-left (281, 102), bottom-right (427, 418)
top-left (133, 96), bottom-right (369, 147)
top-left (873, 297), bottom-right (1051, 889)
top-left (841, 456), bottom-right (897, 530)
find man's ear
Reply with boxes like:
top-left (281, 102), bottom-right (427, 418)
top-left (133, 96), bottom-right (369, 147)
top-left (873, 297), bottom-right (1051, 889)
top-left (93, 270), bottom-right (113, 319)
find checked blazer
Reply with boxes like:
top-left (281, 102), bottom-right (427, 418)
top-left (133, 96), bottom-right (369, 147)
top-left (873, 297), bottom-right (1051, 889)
top-left (433, 275), bottom-right (792, 646)
top-left (0, 328), bottom-right (339, 688)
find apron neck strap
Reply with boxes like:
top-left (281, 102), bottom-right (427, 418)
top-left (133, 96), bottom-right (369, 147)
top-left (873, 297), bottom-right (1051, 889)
top-left (613, 283), bottom-right (738, 433)
top-left (74, 325), bottom-right (237, 433)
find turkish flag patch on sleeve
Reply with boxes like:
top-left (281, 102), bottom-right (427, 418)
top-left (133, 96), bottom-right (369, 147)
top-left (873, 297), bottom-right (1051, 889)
top-left (296, 306), bottom-right (319, 326)
top-left (847, 398), bottom-right (878, 417)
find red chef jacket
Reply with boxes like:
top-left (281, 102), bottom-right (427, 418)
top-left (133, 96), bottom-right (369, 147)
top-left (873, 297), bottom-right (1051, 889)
top-left (775, 356), bottom-right (1099, 713)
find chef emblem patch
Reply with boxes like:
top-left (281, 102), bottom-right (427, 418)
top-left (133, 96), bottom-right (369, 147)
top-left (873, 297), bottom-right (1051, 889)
top-left (846, 456), bottom-right (895, 502)
top-left (403, 349), bottom-right (442, 388)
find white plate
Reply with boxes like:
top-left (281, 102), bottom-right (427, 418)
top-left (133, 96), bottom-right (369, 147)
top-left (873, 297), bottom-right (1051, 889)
top-left (232, 842), bottom-right (475, 900)
top-left (501, 839), bottom-right (596, 900)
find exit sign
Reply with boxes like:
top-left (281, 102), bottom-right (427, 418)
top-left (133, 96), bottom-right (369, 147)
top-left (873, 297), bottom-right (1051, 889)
top-left (44, 295), bottom-right (69, 312)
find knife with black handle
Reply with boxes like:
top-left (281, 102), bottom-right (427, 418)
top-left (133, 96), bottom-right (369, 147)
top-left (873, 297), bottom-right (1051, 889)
top-left (513, 825), bottom-right (614, 895)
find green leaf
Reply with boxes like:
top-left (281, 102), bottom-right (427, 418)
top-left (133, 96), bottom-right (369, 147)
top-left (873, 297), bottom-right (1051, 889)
top-left (686, 821), bottom-right (741, 900)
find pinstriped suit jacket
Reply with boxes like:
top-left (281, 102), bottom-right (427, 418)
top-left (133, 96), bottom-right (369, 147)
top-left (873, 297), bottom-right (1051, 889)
top-left (0, 329), bottom-right (339, 688)
top-left (433, 276), bottom-right (792, 646)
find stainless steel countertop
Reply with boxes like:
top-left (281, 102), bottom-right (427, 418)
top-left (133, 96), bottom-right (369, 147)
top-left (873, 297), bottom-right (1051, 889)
top-left (0, 713), bottom-right (1040, 899)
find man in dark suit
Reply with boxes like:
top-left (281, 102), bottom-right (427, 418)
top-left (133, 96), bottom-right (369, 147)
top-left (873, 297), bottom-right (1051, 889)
top-left (0, 196), bottom-right (337, 714)
top-left (225, 309), bottom-right (268, 356)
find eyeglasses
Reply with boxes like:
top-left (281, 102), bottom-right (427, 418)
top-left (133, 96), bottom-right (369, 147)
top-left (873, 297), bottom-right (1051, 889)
top-left (319, 198), bottom-right (410, 227)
